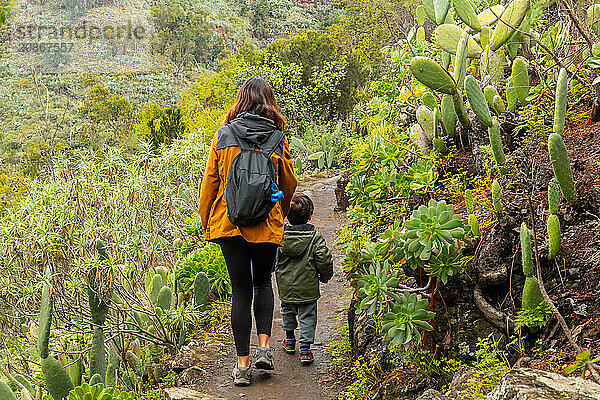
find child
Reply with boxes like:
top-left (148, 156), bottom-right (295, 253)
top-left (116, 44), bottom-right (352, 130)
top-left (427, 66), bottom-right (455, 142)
top-left (274, 193), bottom-right (334, 365)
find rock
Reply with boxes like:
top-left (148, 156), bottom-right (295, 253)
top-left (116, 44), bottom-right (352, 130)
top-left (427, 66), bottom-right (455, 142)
top-left (445, 365), bottom-right (478, 399)
top-left (484, 368), bottom-right (600, 399)
top-left (164, 387), bottom-right (226, 400)
top-left (416, 389), bottom-right (449, 400)
top-left (171, 341), bottom-right (223, 373)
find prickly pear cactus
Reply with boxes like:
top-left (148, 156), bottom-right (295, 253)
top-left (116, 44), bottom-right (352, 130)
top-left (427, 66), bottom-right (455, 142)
top-left (42, 356), bottom-right (75, 400)
top-left (465, 189), bottom-right (474, 214)
top-left (464, 75), bottom-right (492, 127)
top-left (468, 214), bottom-right (481, 237)
top-left (520, 223), bottom-right (534, 277)
top-left (492, 179), bottom-right (502, 213)
top-left (548, 178), bottom-right (560, 215)
top-left (39, 271), bottom-right (53, 359)
top-left (489, 0), bottom-right (530, 51)
top-left (157, 286), bottom-right (173, 311)
top-left (547, 214), bottom-right (561, 259)
top-left (511, 57), bottom-right (529, 105)
top-left (441, 95), bottom-right (457, 137)
top-left (89, 327), bottom-right (106, 383)
top-left (554, 68), bottom-right (568, 136)
top-left (150, 274), bottom-right (163, 304)
top-left (410, 57), bottom-right (457, 95)
top-left (522, 276), bottom-right (544, 311)
top-left (0, 381), bottom-right (17, 400)
top-left (193, 272), bottom-right (210, 312)
top-left (488, 118), bottom-right (506, 166)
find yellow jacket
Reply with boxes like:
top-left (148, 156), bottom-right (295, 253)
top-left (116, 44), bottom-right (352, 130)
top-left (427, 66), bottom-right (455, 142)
top-left (198, 113), bottom-right (298, 245)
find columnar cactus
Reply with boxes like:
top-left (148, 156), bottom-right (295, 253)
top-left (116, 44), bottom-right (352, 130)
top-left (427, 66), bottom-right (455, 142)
top-left (554, 68), bottom-right (568, 136)
top-left (548, 133), bottom-right (574, 202)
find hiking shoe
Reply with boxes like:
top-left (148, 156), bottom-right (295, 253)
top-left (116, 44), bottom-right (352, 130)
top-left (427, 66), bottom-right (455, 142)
top-left (282, 338), bottom-right (296, 354)
top-left (254, 347), bottom-right (274, 370)
top-left (299, 349), bottom-right (314, 365)
top-left (232, 363), bottom-right (251, 386)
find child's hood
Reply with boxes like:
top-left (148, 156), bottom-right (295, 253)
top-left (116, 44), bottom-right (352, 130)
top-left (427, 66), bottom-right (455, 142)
top-left (280, 224), bottom-right (317, 257)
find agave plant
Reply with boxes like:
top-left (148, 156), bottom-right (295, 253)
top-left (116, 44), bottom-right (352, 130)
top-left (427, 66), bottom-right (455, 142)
top-left (424, 247), bottom-right (468, 284)
top-left (67, 382), bottom-right (136, 400)
top-left (381, 293), bottom-right (434, 347)
top-left (354, 261), bottom-right (400, 316)
top-left (402, 199), bottom-right (465, 267)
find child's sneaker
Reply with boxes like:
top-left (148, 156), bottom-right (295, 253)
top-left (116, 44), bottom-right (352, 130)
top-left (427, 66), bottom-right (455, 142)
top-left (254, 347), bottom-right (274, 370)
top-left (299, 348), bottom-right (314, 366)
top-left (282, 338), bottom-right (296, 354)
top-left (232, 363), bottom-right (251, 386)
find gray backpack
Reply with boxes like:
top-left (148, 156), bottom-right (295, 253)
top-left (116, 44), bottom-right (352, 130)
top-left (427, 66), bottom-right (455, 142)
top-left (225, 130), bottom-right (285, 227)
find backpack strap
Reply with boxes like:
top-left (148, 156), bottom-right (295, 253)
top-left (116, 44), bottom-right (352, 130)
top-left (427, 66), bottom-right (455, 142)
top-left (261, 130), bottom-right (285, 157)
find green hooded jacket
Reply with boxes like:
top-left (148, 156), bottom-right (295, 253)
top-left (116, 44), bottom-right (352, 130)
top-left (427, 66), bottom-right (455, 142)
top-left (275, 224), bottom-right (333, 304)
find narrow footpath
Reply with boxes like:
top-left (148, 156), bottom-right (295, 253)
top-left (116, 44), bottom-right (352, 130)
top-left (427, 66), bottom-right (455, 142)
top-left (169, 176), bottom-right (352, 400)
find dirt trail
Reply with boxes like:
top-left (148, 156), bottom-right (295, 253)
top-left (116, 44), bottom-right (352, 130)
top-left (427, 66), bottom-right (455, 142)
top-left (194, 176), bottom-right (351, 400)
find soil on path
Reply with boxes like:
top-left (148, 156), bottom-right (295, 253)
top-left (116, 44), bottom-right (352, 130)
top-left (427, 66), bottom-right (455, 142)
top-left (195, 176), bottom-right (351, 400)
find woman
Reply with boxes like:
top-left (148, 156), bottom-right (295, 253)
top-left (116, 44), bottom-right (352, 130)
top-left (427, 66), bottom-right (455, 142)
top-left (198, 77), bottom-right (297, 386)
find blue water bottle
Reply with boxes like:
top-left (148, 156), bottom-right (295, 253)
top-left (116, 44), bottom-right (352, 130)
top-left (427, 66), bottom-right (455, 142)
top-left (271, 183), bottom-right (284, 203)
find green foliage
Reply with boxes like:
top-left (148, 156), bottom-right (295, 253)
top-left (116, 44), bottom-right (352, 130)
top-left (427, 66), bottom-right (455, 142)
top-left (136, 103), bottom-right (186, 151)
top-left (460, 336), bottom-right (510, 399)
top-left (407, 160), bottom-right (438, 193)
top-left (68, 382), bottom-right (136, 400)
top-left (80, 83), bottom-right (134, 140)
top-left (515, 301), bottom-right (551, 331)
top-left (354, 261), bottom-right (400, 316)
top-left (424, 247), bottom-right (469, 284)
top-left (402, 199), bottom-right (465, 268)
top-left (564, 350), bottom-right (600, 378)
top-left (151, 0), bottom-right (224, 70)
top-left (175, 243), bottom-right (231, 298)
top-left (381, 293), bottom-right (434, 347)
top-left (548, 133), bottom-right (575, 203)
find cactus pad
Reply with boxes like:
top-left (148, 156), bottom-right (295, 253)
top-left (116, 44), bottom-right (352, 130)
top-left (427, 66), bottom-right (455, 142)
top-left (548, 133), bottom-right (575, 203)
top-left (453, 0), bottom-right (482, 32)
top-left (489, 0), bottom-right (530, 51)
top-left (38, 275), bottom-right (53, 359)
top-left (548, 178), bottom-right (560, 215)
top-left (547, 214), bottom-right (561, 259)
top-left (42, 355), bottom-right (74, 400)
top-left (522, 276), bottom-right (544, 311)
top-left (477, 5), bottom-right (505, 27)
top-left (468, 214), bottom-right (481, 237)
top-left (194, 272), bottom-right (210, 312)
top-left (492, 180), bottom-right (502, 213)
top-left (488, 118), bottom-right (506, 166)
top-left (464, 76), bottom-right (493, 127)
top-left (410, 57), bottom-right (457, 94)
top-left (157, 286), bottom-right (173, 311)
top-left (554, 68), bottom-right (568, 136)
top-left (0, 381), bottom-right (16, 400)
top-left (520, 223), bottom-right (534, 277)
top-left (434, 24), bottom-right (482, 58)
top-left (511, 57), bottom-right (529, 105)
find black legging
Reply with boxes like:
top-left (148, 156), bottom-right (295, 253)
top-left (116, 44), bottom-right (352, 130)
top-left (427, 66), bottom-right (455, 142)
top-left (216, 236), bottom-right (278, 357)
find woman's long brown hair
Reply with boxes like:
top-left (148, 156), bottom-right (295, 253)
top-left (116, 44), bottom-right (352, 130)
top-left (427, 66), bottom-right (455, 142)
top-left (224, 77), bottom-right (286, 130)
